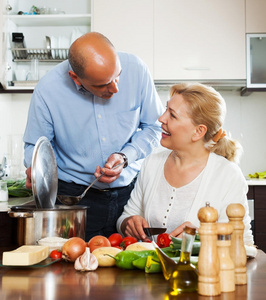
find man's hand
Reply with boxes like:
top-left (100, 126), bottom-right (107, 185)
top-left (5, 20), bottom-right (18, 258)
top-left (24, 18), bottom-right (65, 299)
top-left (94, 153), bottom-right (125, 184)
top-left (25, 167), bottom-right (32, 190)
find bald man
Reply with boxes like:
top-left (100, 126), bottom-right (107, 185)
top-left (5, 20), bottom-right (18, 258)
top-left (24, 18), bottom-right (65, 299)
top-left (23, 32), bottom-right (163, 241)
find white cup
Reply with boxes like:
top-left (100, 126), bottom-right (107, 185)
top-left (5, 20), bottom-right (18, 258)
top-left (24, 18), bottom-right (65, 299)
top-left (30, 58), bottom-right (39, 81)
top-left (15, 69), bottom-right (30, 81)
top-left (0, 181), bottom-right (8, 202)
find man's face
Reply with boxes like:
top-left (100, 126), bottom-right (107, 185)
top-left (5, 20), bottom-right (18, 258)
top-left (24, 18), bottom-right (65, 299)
top-left (70, 57), bottom-right (122, 100)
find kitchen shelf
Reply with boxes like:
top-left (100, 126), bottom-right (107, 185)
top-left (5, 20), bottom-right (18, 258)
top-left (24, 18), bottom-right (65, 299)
top-left (11, 48), bottom-right (68, 61)
top-left (5, 14), bottom-right (91, 26)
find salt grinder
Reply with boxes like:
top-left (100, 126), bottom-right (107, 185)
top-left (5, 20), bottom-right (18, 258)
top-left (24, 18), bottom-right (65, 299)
top-left (197, 202), bottom-right (221, 296)
top-left (217, 223), bottom-right (235, 292)
top-left (226, 203), bottom-right (247, 285)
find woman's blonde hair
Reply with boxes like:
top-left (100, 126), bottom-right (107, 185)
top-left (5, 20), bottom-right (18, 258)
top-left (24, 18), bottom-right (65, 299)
top-left (169, 82), bottom-right (242, 163)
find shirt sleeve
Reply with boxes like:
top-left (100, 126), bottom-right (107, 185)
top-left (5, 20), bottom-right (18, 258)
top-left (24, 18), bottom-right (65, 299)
top-left (119, 58), bottom-right (164, 165)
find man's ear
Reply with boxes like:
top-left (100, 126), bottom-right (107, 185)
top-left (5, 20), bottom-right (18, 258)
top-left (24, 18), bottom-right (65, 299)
top-left (192, 124), bottom-right (207, 141)
top-left (69, 70), bottom-right (81, 86)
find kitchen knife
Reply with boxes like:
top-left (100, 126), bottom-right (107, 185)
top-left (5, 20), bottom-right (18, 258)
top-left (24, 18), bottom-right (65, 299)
top-left (144, 227), bottom-right (167, 237)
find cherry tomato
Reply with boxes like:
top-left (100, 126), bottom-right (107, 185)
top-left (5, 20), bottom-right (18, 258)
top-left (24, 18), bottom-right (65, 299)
top-left (157, 233), bottom-right (171, 248)
top-left (108, 233), bottom-right (123, 247)
top-left (120, 236), bottom-right (138, 249)
top-left (50, 249), bottom-right (62, 260)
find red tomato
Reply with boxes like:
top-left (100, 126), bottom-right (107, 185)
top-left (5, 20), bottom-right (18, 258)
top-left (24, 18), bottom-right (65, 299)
top-left (120, 236), bottom-right (138, 249)
top-left (157, 233), bottom-right (171, 248)
top-left (108, 233), bottom-right (123, 247)
top-left (87, 235), bottom-right (111, 252)
top-left (50, 249), bottom-right (62, 260)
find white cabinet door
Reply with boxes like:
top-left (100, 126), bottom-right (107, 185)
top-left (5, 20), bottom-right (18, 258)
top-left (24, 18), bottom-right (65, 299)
top-left (246, 0), bottom-right (266, 33)
top-left (154, 0), bottom-right (246, 81)
top-left (92, 0), bottom-right (154, 75)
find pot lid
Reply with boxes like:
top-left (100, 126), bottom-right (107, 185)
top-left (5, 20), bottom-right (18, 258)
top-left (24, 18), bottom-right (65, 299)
top-left (31, 136), bottom-right (58, 209)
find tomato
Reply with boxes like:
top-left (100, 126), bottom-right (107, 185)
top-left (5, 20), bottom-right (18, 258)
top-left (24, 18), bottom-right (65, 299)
top-left (120, 236), bottom-right (138, 249)
top-left (50, 249), bottom-right (62, 260)
top-left (108, 233), bottom-right (123, 247)
top-left (87, 235), bottom-right (111, 252)
top-left (157, 233), bottom-right (171, 248)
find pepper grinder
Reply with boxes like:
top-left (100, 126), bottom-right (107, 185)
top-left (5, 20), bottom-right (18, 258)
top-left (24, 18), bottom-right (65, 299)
top-left (197, 202), bottom-right (221, 296)
top-left (226, 203), bottom-right (247, 285)
top-left (217, 223), bottom-right (235, 292)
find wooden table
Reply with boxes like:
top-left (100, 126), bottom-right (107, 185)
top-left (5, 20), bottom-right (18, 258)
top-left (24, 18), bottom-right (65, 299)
top-left (0, 250), bottom-right (265, 300)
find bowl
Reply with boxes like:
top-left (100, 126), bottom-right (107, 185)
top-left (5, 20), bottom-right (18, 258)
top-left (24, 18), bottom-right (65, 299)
top-left (38, 237), bottom-right (69, 253)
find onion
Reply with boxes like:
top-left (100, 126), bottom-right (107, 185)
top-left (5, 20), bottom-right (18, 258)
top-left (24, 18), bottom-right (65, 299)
top-left (62, 237), bottom-right (87, 262)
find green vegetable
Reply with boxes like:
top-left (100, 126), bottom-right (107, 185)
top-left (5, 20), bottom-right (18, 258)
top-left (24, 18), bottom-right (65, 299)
top-left (170, 236), bottom-right (201, 256)
top-left (7, 179), bottom-right (32, 197)
top-left (145, 255), bottom-right (162, 273)
top-left (132, 257), bottom-right (147, 270)
top-left (111, 250), bottom-right (155, 270)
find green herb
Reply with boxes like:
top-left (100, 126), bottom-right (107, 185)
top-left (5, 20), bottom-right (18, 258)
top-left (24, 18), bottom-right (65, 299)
top-left (7, 178), bottom-right (32, 197)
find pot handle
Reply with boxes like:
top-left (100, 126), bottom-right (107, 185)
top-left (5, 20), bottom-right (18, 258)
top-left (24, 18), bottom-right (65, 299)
top-left (8, 211), bottom-right (34, 218)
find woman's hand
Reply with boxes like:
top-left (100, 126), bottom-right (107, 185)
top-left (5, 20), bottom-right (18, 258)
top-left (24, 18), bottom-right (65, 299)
top-left (169, 221), bottom-right (197, 238)
top-left (121, 216), bottom-right (150, 241)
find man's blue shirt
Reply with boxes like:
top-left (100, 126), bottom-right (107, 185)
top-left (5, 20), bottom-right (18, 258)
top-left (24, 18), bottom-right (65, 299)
top-left (24, 52), bottom-right (163, 188)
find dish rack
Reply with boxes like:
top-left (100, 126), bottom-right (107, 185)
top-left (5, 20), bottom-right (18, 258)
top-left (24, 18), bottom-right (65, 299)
top-left (11, 48), bottom-right (69, 61)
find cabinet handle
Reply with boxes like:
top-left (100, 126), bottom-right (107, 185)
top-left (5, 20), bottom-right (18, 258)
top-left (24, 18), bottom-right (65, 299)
top-left (6, 4), bottom-right (12, 11)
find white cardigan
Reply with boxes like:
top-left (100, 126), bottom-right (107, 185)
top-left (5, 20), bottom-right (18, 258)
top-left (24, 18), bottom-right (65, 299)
top-left (117, 149), bottom-right (254, 245)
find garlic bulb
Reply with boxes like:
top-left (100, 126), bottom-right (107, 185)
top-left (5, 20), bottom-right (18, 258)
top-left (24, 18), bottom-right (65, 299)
top-left (74, 247), bottom-right (98, 271)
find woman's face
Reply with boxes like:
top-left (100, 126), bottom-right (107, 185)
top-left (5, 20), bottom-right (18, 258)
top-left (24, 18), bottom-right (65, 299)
top-left (159, 93), bottom-right (197, 150)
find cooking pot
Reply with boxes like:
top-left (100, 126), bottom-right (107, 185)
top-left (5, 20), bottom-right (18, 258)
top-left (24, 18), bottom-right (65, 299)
top-left (8, 205), bottom-right (87, 245)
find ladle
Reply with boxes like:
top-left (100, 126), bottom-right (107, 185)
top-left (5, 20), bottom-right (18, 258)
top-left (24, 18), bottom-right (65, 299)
top-left (57, 161), bottom-right (125, 206)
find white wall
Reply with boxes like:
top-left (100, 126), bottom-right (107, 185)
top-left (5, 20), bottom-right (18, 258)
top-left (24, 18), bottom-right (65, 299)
top-left (0, 88), bottom-right (266, 177)
top-left (155, 87), bottom-right (266, 177)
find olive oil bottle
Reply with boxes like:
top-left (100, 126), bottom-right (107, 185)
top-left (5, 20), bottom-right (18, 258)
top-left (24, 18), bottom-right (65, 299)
top-left (155, 226), bottom-right (198, 294)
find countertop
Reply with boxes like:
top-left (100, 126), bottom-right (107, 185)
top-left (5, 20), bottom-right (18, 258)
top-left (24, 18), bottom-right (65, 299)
top-left (246, 178), bottom-right (266, 186)
top-left (0, 196), bottom-right (34, 212)
top-left (0, 249), bottom-right (265, 300)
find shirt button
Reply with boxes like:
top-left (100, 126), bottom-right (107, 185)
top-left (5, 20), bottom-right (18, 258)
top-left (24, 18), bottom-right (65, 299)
top-left (98, 114), bottom-right (102, 119)
top-left (102, 137), bottom-right (106, 142)
top-left (171, 197), bottom-right (173, 199)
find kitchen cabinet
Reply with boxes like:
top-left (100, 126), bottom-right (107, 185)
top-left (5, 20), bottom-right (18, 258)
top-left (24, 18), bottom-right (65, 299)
top-left (154, 0), bottom-right (246, 81)
top-left (93, 0), bottom-right (246, 82)
top-left (92, 0), bottom-right (154, 76)
top-left (247, 185), bottom-right (266, 252)
top-left (1, 0), bottom-right (91, 90)
top-left (246, 0), bottom-right (266, 33)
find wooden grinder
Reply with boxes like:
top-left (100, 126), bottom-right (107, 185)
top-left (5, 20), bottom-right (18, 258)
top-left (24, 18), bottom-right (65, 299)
top-left (217, 223), bottom-right (235, 292)
top-left (226, 203), bottom-right (247, 285)
top-left (197, 202), bottom-right (221, 296)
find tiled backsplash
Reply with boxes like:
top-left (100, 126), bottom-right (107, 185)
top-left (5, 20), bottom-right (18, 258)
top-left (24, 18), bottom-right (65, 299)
top-left (1, 89), bottom-right (266, 177)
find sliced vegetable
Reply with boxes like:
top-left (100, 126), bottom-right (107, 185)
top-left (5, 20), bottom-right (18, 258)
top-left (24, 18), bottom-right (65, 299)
top-left (157, 233), bottom-right (171, 248)
top-left (170, 236), bottom-right (201, 256)
top-left (145, 255), bottom-right (162, 273)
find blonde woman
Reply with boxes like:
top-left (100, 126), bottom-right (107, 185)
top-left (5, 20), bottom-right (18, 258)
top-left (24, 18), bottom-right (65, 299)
top-left (117, 83), bottom-right (253, 246)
